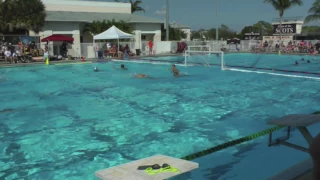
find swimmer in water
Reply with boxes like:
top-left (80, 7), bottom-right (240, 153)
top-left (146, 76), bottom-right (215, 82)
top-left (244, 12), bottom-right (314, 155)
top-left (295, 61), bottom-right (299, 65)
top-left (94, 66), bottom-right (99, 72)
top-left (171, 64), bottom-right (180, 77)
top-left (113, 64), bottom-right (127, 70)
top-left (301, 58), bottom-right (304, 61)
top-left (135, 74), bottom-right (149, 78)
top-left (307, 60), bottom-right (311, 63)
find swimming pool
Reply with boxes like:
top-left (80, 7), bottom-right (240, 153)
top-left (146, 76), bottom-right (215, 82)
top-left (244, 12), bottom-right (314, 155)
top-left (0, 54), bottom-right (319, 180)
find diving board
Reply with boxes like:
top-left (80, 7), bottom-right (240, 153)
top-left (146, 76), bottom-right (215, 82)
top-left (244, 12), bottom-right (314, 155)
top-left (95, 154), bottom-right (199, 180)
top-left (267, 114), bottom-right (320, 152)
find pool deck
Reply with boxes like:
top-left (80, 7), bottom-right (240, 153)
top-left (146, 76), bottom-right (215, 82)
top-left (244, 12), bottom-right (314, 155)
top-left (1, 52), bottom-right (320, 68)
top-left (95, 154), bottom-right (199, 180)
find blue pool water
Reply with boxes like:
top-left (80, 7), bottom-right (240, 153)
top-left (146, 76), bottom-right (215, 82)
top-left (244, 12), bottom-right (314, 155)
top-left (143, 53), bottom-right (320, 74)
top-left (0, 53), bottom-right (320, 180)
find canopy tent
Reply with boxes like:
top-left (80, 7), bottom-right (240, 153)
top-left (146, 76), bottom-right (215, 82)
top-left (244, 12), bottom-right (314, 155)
top-left (41, 35), bottom-right (74, 43)
top-left (93, 25), bottom-right (134, 57)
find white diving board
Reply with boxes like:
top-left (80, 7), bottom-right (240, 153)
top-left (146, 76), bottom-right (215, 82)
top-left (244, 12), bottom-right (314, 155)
top-left (95, 154), bottom-right (199, 180)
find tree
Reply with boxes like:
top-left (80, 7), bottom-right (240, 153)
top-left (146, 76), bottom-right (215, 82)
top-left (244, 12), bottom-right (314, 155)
top-left (83, 19), bottom-right (132, 36)
top-left (161, 27), bottom-right (186, 41)
top-left (114, 0), bottom-right (145, 13)
top-left (191, 31), bottom-right (201, 40)
top-left (16, 0), bottom-right (46, 33)
top-left (218, 24), bottom-right (237, 40)
top-left (305, 0), bottom-right (320, 24)
top-left (253, 21), bottom-right (273, 36)
top-left (264, 0), bottom-right (302, 39)
top-left (302, 26), bottom-right (320, 33)
top-left (0, 0), bottom-right (46, 35)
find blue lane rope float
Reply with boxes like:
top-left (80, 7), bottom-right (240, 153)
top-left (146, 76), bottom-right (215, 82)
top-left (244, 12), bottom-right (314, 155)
top-left (181, 111), bottom-right (320, 161)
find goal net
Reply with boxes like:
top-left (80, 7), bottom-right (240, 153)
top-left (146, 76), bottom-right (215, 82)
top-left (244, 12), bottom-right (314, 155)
top-left (184, 49), bottom-right (224, 67)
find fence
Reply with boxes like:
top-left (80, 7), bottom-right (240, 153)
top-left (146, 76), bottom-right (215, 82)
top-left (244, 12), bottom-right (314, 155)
top-left (3, 39), bottom-right (316, 59)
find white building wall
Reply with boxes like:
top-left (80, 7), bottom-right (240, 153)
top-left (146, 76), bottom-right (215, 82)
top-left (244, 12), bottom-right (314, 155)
top-left (37, 21), bottom-right (82, 57)
top-left (42, 0), bottom-right (131, 14)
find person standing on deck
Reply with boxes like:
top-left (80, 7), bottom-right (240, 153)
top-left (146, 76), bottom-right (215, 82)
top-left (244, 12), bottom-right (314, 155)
top-left (148, 40), bottom-right (153, 56)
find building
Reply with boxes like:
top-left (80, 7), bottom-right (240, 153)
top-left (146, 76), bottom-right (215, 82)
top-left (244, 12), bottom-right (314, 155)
top-left (34, 0), bottom-right (164, 57)
top-left (263, 17), bottom-right (304, 43)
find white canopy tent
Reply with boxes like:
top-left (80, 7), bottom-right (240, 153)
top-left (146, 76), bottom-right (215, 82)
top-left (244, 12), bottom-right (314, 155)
top-left (93, 25), bottom-right (134, 57)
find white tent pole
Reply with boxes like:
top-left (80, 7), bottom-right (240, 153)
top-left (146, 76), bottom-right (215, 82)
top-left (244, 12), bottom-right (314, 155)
top-left (93, 39), bottom-right (96, 58)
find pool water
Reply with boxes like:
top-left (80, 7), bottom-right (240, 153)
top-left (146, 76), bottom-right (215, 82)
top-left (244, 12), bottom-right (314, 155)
top-left (146, 53), bottom-right (320, 74)
top-left (0, 55), bottom-right (320, 179)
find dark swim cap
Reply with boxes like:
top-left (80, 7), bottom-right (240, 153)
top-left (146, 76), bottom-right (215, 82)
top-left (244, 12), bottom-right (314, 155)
top-left (121, 64), bottom-right (124, 68)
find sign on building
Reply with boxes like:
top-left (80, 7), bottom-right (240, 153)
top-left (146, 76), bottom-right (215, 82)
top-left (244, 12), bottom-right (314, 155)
top-left (273, 24), bottom-right (296, 34)
top-left (263, 36), bottom-right (293, 42)
top-left (244, 33), bottom-right (260, 40)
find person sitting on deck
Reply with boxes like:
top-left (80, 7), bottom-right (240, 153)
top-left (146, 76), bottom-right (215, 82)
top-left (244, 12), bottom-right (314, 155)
top-left (108, 45), bottom-right (117, 58)
top-left (123, 44), bottom-right (135, 57)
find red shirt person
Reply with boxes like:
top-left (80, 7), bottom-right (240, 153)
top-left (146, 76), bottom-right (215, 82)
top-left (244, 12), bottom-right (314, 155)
top-left (148, 40), bottom-right (153, 55)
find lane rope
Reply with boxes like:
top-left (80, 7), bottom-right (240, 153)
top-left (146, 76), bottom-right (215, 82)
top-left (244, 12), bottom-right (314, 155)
top-left (181, 125), bottom-right (285, 160)
top-left (181, 111), bottom-right (320, 161)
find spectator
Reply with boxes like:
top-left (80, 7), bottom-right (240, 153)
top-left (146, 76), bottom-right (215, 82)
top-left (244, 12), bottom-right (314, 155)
top-left (314, 40), bottom-right (320, 53)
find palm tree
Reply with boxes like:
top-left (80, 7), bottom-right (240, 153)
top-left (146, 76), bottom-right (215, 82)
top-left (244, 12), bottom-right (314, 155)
top-left (264, 0), bottom-right (302, 38)
top-left (16, 0), bottom-right (46, 33)
top-left (0, 0), bottom-right (16, 34)
top-left (114, 0), bottom-right (145, 13)
top-left (305, 0), bottom-right (320, 24)
top-left (253, 21), bottom-right (273, 36)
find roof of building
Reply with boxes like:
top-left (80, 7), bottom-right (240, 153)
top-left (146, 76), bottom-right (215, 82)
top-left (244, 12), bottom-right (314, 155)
top-left (170, 23), bottom-right (190, 29)
top-left (42, 0), bottom-right (130, 8)
top-left (45, 11), bottom-right (163, 24)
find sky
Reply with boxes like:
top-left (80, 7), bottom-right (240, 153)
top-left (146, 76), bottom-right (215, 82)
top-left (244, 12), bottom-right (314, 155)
top-left (78, 0), bottom-right (315, 32)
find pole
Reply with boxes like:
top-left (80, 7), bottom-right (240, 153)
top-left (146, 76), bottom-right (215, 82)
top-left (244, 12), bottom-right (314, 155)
top-left (166, 0), bottom-right (169, 41)
top-left (216, 0), bottom-right (219, 41)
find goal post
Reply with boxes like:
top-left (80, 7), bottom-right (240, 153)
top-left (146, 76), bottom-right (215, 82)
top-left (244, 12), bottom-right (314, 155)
top-left (188, 45), bottom-right (211, 52)
top-left (184, 50), bottom-right (224, 68)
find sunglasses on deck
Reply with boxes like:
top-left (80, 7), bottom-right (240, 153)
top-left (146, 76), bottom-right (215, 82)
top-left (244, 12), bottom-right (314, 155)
top-left (137, 163), bottom-right (170, 170)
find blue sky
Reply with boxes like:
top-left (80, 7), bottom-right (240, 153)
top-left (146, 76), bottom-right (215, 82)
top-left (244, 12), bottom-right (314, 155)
top-left (91, 0), bottom-right (315, 31)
